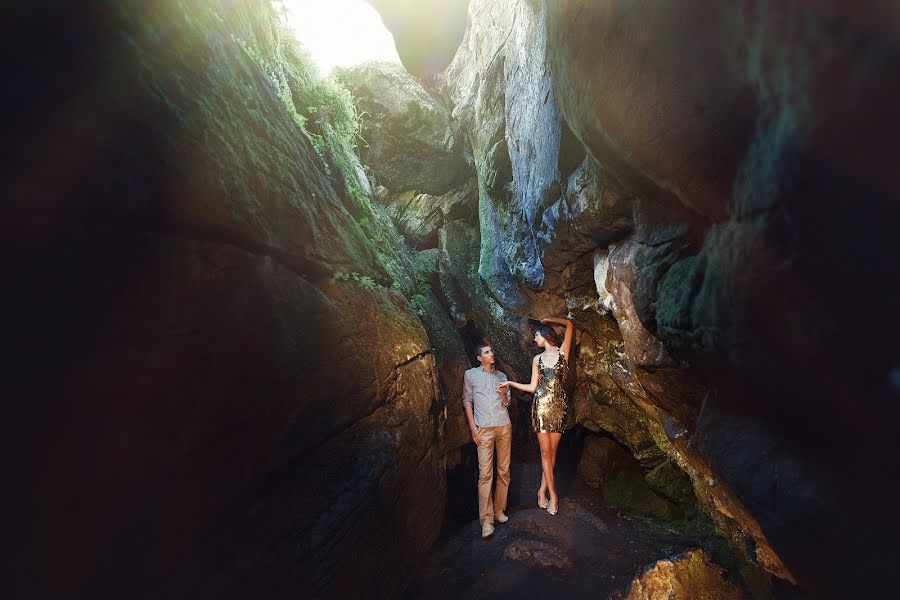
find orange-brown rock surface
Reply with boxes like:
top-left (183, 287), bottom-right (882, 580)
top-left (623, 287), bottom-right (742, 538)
top-left (625, 549), bottom-right (743, 600)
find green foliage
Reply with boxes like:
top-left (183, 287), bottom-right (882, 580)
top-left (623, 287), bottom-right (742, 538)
top-left (411, 248), bottom-right (438, 279)
top-left (334, 271), bottom-right (377, 290)
top-left (196, 1), bottom-right (439, 317)
top-left (230, 1), bottom-right (363, 191)
top-left (409, 293), bottom-right (429, 313)
top-left (349, 199), bottom-right (440, 306)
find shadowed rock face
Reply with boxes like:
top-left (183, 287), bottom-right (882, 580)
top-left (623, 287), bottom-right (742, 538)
top-left (542, 0), bottom-right (900, 595)
top-left (578, 436), bottom-right (640, 489)
top-left (334, 60), bottom-right (497, 454)
top-left (3, 1), bottom-right (446, 598)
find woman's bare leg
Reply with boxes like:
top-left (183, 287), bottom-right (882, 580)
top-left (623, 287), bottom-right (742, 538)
top-left (538, 472), bottom-right (548, 507)
top-left (549, 432), bottom-right (562, 470)
top-left (537, 432), bottom-right (557, 510)
top-left (547, 432), bottom-right (562, 510)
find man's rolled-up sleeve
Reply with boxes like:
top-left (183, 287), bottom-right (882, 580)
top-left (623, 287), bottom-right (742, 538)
top-left (463, 371), bottom-right (473, 406)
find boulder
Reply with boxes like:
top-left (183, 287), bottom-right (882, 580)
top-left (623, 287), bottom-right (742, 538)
top-left (574, 320), bottom-right (664, 466)
top-left (577, 436), bottom-right (639, 489)
top-left (599, 235), bottom-right (795, 586)
top-left (335, 61), bottom-right (470, 195)
top-left (384, 179), bottom-right (477, 248)
top-left (625, 549), bottom-right (743, 600)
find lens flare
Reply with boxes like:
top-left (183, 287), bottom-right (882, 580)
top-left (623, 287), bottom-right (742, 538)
top-left (282, 0), bottom-right (401, 74)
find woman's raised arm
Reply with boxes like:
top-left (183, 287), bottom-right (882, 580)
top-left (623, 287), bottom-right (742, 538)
top-left (542, 317), bottom-right (574, 357)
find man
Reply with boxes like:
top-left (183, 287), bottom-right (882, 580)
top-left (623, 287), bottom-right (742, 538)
top-left (463, 342), bottom-right (512, 539)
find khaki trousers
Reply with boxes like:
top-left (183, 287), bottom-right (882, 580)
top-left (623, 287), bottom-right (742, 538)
top-left (476, 423), bottom-right (512, 525)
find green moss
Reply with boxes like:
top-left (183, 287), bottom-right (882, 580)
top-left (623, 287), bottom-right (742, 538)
top-left (334, 271), bottom-right (377, 290)
top-left (700, 527), bottom-right (776, 600)
top-left (409, 293), bottom-right (428, 313)
top-left (645, 460), bottom-right (699, 518)
top-left (627, 411), bottom-right (777, 598)
top-left (345, 197), bottom-right (443, 315)
top-left (602, 468), bottom-right (683, 520)
top-left (412, 248), bottom-right (439, 280)
top-left (217, 0), bottom-right (363, 193)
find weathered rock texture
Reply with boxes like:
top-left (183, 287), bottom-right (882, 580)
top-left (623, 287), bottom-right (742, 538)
top-left (542, 1), bottom-right (900, 596)
top-left (380, 180), bottom-right (477, 248)
top-left (626, 549), bottom-right (743, 600)
top-left (374, 0), bottom-right (900, 597)
top-left (338, 60), bottom-right (542, 448)
top-left (577, 436), bottom-right (637, 489)
top-left (443, 0), bottom-right (594, 311)
top-left (3, 1), bottom-right (447, 598)
top-left (336, 62), bottom-right (469, 196)
top-left (8, 0), bottom-right (900, 598)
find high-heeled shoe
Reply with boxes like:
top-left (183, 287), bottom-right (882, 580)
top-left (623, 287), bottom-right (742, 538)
top-left (537, 494), bottom-right (549, 510)
top-left (546, 501), bottom-right (558, 516)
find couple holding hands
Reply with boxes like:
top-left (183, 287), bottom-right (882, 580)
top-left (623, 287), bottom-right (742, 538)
top-left (462, 317), bottom-right (574, 539)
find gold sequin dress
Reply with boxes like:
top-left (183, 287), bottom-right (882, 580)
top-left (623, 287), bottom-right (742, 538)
top-left (532, 351), bottom-right (568, 433)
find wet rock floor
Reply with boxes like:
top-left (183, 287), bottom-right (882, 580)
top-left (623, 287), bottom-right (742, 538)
top-left (405, 439), bottom-right (695, 599)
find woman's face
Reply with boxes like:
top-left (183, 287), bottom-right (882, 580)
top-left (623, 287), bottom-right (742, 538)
top-left (534, 331), bottom-right (545, 347)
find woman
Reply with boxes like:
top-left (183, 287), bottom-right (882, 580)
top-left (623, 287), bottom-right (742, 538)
top-left (498, 316), bottom-right (574, 515)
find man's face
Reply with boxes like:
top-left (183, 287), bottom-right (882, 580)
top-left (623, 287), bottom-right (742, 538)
top-left (477, 346), bottom-right (495, 366)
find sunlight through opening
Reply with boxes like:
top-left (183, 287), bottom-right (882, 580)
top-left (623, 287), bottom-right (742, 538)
top-left (282, 0), bottom-right (402, 75)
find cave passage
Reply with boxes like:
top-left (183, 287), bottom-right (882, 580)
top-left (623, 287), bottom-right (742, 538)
top-left (6, 1), bottom-right (900, 599)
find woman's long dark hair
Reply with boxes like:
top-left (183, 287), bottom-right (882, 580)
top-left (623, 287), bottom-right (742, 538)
top-left (537, 325), bottom-right (560, 347)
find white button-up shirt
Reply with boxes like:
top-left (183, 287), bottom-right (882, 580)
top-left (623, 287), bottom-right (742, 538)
top-left (463, 366), bottom-right (510, 427)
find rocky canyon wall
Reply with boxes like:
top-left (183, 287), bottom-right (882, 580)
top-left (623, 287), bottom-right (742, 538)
top-left (6, 0), bottom-right (900, 597)
top-left (372, 0), bottom-right (900, 596)
top-left (3, 1), bottom-right (448, 598)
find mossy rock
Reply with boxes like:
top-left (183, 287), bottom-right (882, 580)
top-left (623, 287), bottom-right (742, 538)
top-left (602, 468), bottom-right (683, 521)
top-left (335, 61), bottom-right (470, 195)
top-left (645, 460), bottom-right (699, 518)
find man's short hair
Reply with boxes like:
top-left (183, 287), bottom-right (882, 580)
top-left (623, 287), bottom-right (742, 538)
top-left (474, 342), bottom-right (491, 358)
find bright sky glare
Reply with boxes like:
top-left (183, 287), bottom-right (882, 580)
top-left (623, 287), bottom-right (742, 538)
top-left (283, 0), bottom-right (401, 75)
